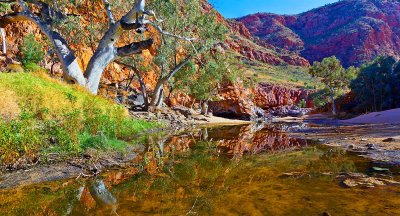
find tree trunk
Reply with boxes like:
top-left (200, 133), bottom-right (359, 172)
top-left (149, 80), bottom-right (165, 108)
top-left (1, 28), bottom-right (6, 54)
top-left (156, 88), bottom-right (164, 108)
top-left (1, 0), bottom-right (189, 96)
top-left (201, 100), bottom-right (209, 115)
top-left (137, 72), bottom-right (149, 109)
top-left (84, 45), bottom-right (116, 94)
top-left (331, 95), bottom-right (337, 116)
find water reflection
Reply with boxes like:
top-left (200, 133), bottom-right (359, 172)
top-left (2, 124), bottom-right (400, 215)
top-left (160, 124), bottom-right (309, 159)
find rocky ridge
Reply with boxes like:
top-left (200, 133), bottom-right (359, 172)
top-left (236, 0), bottom-right (400, 67)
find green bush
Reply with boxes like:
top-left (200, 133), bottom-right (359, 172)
top-left (351, 56), bottom-right (400, 112)
top-left (19, 33), bottom-right (45, 67)
top-left (297, 99), bottom-right (306, 108)
top-left (0, 3), bottom-right (11, 13)
top-left (309, 88), bottom-right (331, 108)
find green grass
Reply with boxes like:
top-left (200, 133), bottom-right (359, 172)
top-left (0, 71), bottom-right (159, 164)
top-left (244, 61), bottom-right (320, 88)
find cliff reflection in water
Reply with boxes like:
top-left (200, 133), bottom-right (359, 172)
top-left (3, 124), bottom-right (400, 215)
top-left (162, 124), bottom-right (308, 159)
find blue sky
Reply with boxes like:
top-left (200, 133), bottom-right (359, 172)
top-left (209, 0), bottom-right (339, 18)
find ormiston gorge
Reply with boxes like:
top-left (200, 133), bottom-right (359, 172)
top-left (1, 0), bottom-right (400, 215)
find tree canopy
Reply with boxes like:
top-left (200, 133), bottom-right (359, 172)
top-left (351, 56), bottom-right (400, 112)
top-left (308, 56), bottom-right (358, 115)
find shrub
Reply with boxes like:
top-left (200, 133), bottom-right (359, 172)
top-left (297, 99), bottom-right (306, 108)
top-left (350, 56), bottom-right (400, 112)
top-left (19, 33), bottom-right (45, 67)
top-left (309, 88), bottom-right (331, 109)
top-left (0, 3), bottom-right (11, 13)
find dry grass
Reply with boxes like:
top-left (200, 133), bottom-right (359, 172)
top-left (0, 86), bottom-right (21, 119)
top-left (0, 71), bottom-right (128, 119)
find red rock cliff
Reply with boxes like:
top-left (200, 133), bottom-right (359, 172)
top-left (236, 0), bottom-right (400, 67)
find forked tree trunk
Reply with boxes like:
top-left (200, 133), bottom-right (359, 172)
top-left (147, 55), bottom-right (193, 109)
top-left (1, 0), bottom-right (197, 102)
top-left (149, 80), bottom-right (164, 108)
top-left (0, 0), bottom-right (153, 94)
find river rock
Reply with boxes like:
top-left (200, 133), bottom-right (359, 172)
top-left (366, 143), bottom-right (377, 150)
top-left (172, 105), bottom-right (193, 117)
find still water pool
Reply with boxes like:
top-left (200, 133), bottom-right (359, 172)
top-left (1, 124), bottom-right (400, 215)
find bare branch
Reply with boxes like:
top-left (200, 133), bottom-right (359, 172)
top-left (147, 21), bottom-right (196, 42)
top-left (121, 0), bottom-right (145, 24)
top-left (103, 0), bottom-right (115, 24)
top-left (116, 39), bottom-right (153, 57)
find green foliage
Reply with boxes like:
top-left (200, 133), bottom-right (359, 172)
top-left (173, 53), bottom-right (243, 102)
top-left (19, 34), bottom-right (45, 67)
top-left (297, 99), bottom-right (306, 108)
top-left (0, 72), bottom-right (158, 164)
top-left (309, 88), bottom-right (331, 108)
top-left (309, 56), bottom-right (358, 93)
top-left (23, 62), bottom-right (43, 72)
top-left (0, 2), bottom-right (11, 13)
top-left (350, 56), bottom-right (400, 112)
top-left (308, 56), bottom-right (358, 111)
top-left (148, 0), bottom-right (228, 83)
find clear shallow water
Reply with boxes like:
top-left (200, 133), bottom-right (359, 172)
top-left (1, 124), bottom-right (400, 215)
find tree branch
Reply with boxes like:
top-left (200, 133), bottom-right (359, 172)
top-left (116, 39), bottom-right (153, 57)
top-left (164, 54), bottom-right (193, 82)
top-left (103, 0), bottom-right (115, 24)
top-left (147, 21), bottom-right (196, 42)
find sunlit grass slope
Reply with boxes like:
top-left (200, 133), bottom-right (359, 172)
top-left (0, 72), bottom-right (158, 164)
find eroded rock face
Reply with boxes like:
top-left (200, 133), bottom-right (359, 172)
top-left (209, 83), bottom-right (257, 119)
top-left (254, 82), bottom-right (313, 109)
top-left (223, 20), bottom-right (310, 67)
top-left (236, 0), bottom-right (400, 67)
top-left (208, 82), bottom-right (314, 119)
